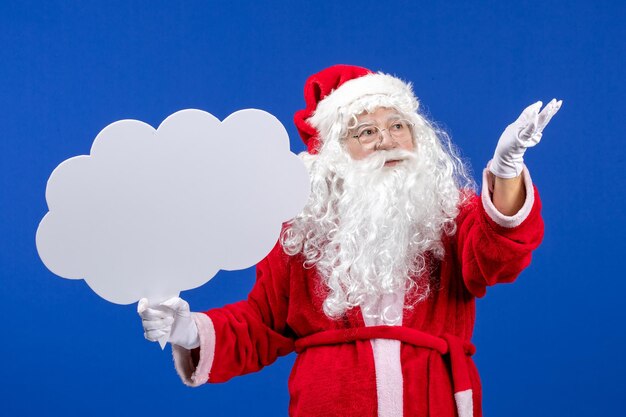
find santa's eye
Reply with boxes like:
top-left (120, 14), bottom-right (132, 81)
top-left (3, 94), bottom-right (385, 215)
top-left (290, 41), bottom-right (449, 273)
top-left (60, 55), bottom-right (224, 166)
top-left (389, 121), bottom-right (405, 131)
top-left (358, 128), bottom-right (378, 138)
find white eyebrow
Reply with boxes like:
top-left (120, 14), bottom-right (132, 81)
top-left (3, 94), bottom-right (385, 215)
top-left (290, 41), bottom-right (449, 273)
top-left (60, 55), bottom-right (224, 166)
top-left (352, 113), bottom-right (404, 129)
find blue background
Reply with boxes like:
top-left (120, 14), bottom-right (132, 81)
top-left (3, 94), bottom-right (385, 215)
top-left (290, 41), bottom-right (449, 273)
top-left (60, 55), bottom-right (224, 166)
top-left (1, 1), bottom-right (624, 416)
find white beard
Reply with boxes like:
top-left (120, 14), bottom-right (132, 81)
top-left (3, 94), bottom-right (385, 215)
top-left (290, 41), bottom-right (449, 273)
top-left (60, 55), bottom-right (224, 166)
top-left (282, 143), bottom-right (463, 323)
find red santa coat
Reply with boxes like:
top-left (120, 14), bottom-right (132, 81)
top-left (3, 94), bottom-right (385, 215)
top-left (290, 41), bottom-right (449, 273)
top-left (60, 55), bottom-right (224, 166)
top-left (173, 168), bottom-right (544, 417)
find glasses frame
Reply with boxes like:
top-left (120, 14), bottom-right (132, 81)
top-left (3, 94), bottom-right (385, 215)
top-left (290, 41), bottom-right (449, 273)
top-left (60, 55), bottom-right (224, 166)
top-left (348, 118), bottom-right (415, 150)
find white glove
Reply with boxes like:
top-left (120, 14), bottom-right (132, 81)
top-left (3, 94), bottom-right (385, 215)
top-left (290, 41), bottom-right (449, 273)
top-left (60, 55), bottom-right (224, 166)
top-left (490, 99), bottom-right (562, 178)
top-left (137, 297), bottom-right (200, 349)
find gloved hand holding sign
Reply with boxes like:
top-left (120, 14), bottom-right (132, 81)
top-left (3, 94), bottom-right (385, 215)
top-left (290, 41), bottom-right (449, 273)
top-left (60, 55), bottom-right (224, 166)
top-left (138, 297), bottom-right (199, 350)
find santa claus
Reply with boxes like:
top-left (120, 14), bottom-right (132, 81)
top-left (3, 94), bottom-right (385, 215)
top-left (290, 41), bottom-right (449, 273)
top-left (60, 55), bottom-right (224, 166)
top-left (138, 65), bottom-right (561, 417)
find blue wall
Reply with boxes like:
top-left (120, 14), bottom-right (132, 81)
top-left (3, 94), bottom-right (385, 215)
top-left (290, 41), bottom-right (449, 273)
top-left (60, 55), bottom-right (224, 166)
top-left (1, 1), bottom-right (624, 415)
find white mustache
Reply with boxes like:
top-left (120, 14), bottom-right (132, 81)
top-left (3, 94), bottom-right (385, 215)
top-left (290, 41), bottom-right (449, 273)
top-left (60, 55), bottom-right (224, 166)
top-left (355, 149), bottom-right (417, 170)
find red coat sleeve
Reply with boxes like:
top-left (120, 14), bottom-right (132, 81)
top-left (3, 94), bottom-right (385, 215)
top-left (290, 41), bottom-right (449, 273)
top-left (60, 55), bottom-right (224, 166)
top-left (204, 241), bottom-right (296, 383)
top-left (455, 167), bottom-right (545, 297)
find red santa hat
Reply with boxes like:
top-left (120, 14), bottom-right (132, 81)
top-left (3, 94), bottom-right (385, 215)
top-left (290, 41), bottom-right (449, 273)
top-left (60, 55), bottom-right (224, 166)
top-left (294, 64), bottom-right (420, 155)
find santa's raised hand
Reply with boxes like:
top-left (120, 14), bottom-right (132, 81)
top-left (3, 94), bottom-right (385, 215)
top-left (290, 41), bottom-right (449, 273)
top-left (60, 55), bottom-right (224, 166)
top-left (490, 99), bottom-right (562, 178)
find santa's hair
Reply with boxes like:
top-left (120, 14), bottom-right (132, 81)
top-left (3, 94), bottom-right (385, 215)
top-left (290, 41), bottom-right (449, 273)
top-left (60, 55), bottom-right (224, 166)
top-left (281, 104), bottom-right (475, 321)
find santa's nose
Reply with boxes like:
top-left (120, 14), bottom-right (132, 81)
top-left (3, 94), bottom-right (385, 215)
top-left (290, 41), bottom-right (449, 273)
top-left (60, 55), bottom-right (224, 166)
top-left (375, 130), bottom-right (397, 151)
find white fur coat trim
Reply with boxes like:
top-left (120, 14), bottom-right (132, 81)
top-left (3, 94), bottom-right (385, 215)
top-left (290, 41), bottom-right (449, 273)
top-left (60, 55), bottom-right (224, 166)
top-left (363, 292), bottom-right (405, 417)
top-left (454, 389), bottom-right (474, 417)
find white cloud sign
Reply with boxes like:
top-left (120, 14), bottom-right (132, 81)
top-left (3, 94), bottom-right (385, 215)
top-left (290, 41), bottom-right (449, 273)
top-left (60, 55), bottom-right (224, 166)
top-left (36, 109), bottom-right (310, 306)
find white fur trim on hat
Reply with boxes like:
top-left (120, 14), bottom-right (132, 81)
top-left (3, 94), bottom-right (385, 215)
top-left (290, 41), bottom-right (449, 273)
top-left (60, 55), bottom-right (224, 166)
top-left (308, 73), bottom-right (419, 151)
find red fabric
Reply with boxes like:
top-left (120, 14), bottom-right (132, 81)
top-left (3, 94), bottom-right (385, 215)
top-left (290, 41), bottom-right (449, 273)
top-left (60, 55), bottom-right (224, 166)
top-left (296, 326), bottom-right (475, 404)
top-left (203, 188), bottom-right (544, 417)
top-left (294, 64), bottom-right (372, 154)
top-left (294, 326), bottom-right (474, 357)
top-left (441, 333), bottom-right (473, 394)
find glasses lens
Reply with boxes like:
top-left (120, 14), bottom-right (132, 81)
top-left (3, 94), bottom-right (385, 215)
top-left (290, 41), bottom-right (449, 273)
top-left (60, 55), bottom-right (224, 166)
top-left (388, 120), bottom-right (411, 139)
top-left (357, 126), bottom-right (381, 146)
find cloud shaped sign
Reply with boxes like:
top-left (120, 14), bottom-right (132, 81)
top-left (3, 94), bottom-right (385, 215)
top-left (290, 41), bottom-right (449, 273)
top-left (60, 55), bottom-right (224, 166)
top-left (36, 109), bottom-right (310, 306)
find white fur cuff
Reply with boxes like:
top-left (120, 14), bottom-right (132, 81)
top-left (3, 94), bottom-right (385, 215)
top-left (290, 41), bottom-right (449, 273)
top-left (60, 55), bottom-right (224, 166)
top-left (454, 389), bottom-right (474, 417)
top-left (482, 162), bottom-right (535, 228)
top-left (172, 312), bottom-right (216, 387)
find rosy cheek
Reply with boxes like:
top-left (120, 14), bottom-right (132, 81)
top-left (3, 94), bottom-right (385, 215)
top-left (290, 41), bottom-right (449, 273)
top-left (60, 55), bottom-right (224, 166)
top-left (346, 143), bottom-right (367, 160)
top-left (357, 148), bottom-right (374, 160)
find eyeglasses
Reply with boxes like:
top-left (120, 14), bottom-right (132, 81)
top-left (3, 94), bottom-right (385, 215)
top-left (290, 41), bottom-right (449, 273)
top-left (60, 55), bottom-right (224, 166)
top-left (349, 119), bottom-right (415, 149)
